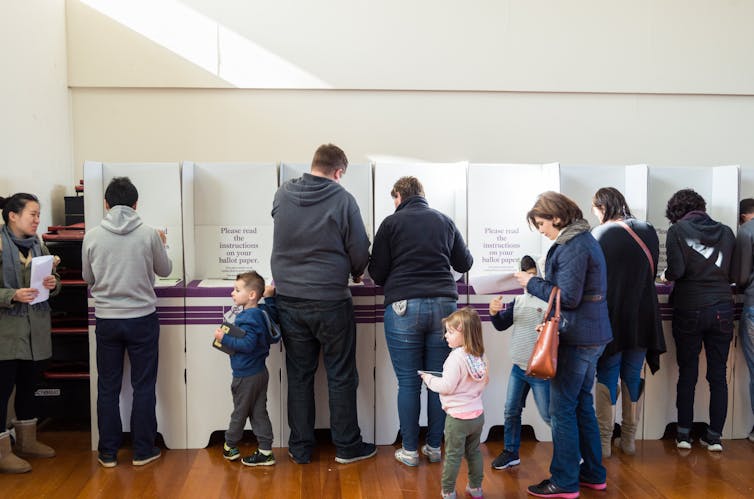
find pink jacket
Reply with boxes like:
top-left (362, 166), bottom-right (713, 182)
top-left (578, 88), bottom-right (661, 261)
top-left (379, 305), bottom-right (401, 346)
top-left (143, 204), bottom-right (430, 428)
top-left (424, 347), bottom-right (488, 418)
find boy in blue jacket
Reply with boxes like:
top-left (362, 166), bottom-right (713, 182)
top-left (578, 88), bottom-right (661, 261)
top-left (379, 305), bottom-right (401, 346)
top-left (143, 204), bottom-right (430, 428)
top-left (214, 271), bottom-right (279, 466)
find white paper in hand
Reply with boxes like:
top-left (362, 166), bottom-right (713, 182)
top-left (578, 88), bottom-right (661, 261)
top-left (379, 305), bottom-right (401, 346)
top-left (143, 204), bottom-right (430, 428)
top-left (469, 272), bottom-right (521, 295)
top-left (30, 255), bottom-right (54, 305)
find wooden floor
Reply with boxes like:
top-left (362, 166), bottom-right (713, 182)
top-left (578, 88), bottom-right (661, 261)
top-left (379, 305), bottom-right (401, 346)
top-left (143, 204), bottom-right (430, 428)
top-left (2, 430), bottom-right (754, 498)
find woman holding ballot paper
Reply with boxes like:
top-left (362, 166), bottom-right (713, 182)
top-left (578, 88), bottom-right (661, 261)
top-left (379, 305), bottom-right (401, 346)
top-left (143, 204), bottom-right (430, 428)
top-left (0, 193), bottom-right (60, 474)
top-left (515, 191), bottom-right (612, 498)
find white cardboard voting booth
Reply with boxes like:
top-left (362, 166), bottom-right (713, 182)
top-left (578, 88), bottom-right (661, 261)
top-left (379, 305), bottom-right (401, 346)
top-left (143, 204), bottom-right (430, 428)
top-left (277, 163), bottom-right (376, 445)
top-left (84, 161), bottom-right (186, 450)
top-left (644, 165), bottom-right (739, 439)
top-left (467, 162), bottom-right (559, 443)
top-left (182, 162), bottom-right (281, 448)
top-left (373, 161), bottom-right (469, 445)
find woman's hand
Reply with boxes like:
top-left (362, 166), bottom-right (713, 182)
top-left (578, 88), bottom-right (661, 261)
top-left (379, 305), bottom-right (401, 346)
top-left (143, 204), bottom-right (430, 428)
top-left (488, 296), bottom-right (503, 317)
top-left (13, 288), bottom-right (39, 303)
top-left (42, 275), bottom-right (57, 290)
top-left (214, 328), bottom-right (225, 341)
top-left (515, 271), bottom-right (533, 289)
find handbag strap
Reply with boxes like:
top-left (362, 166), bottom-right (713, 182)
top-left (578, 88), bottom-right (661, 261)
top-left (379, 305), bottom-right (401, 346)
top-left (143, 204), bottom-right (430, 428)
top-left (615, 220), bottom-right (655, 276)
top-left (543, 286), bottom-right (561, 320)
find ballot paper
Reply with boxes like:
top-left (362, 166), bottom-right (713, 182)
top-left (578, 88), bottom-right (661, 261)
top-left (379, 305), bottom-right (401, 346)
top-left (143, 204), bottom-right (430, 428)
top-left (468, 272), bottom-right (521, 295)
top-left (30, 255), bottom-right (54, 305)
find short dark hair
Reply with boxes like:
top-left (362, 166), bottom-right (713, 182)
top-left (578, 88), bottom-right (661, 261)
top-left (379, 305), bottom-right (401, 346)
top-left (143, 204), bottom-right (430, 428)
top-left (665, 188), bottom-right (706, 224)
top-left (520, 255), bottom-right (537, 273)
top-left (236, 271), bottom-right (265, 297)
top-left (740, 198), bottom-right (754, 217)
top-left (311, 143), bottom-right (348, 176)
top-left (0, 193), bottom-right (39, 225)
top-left (391, 176), bottom-right (424, 199)
top-left (105, 177), bottom-right (138, 208)
top-left (526, 191), bottom-right (583, 230)
top-left (592, 187), bottom-right (633, 222)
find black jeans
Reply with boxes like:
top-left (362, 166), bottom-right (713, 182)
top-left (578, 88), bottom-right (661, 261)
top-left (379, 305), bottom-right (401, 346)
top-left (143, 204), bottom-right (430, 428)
top-left (95, 312), bottom-right (160, 459)
top-left (672, 301), bottom-right (734, 435)
top-left (0, 359), bottom-right (46, 431)
top-left (277, 295), bottom-right (364, 461)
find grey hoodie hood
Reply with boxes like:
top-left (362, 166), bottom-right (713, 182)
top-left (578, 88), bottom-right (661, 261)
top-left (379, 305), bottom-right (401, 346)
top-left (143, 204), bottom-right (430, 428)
top-left (281, 173), bottom-right (343, 207)
top-left (101, 205), bottom-right (143, 235)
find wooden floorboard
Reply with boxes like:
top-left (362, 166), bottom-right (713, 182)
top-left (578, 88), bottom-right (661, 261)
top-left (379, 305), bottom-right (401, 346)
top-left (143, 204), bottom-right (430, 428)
top-left (2, 430), bottom-right (754, 498)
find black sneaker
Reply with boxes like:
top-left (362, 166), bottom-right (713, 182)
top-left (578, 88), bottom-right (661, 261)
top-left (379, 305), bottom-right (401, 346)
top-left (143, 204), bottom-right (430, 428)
top-left (97, 452), bottom-right (117, 468)
top-left (241, 449), bottom-right (275, 466)
top-left (287, 450), bottom-right (311, 464)
top-left (700, 433), bottom-right (723, 452)
top-left (223, 442), bottom-right (240, 461)
top-left (492, 450), bottom-right (520, 470)
top-left (527, 479), bottom-right (579, 498)
top-left (335, 442), bottom-right (377, 464)
top-left (676, 432), bottom-right (692, 450)
top-left (132, 447), bottom-right (161, 466)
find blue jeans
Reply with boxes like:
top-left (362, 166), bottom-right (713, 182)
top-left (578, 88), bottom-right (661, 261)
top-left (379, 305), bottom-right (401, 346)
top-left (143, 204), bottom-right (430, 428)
top-left (384, 297), bottom-right (456, 451)
top-left (277, 295), bottom-right (364, 461)
top-left (504, 364), bottom-right (551, 454)
top-left (673, 301), bottom-right (734, 435)
top-left (596, 348), bottom-right (647, 403)
top-left (95, 312), bottom-right (159, 459)
top-left (741, 306), bottom-right (754, 417)
top-left (549, 343), bottom-right (606, 492)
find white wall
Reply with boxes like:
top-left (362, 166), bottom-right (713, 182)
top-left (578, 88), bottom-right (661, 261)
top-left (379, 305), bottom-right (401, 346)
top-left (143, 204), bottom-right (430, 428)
top-left (1, 0), bottom-right (72, 228)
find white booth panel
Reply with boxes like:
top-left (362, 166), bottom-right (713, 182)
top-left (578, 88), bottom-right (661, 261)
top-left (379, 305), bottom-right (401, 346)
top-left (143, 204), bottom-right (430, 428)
top-left (182, 162), bottom-right (276, 282)
top-left (279, 286), bottom-right (376, 445)
top-left (560, 165), bottom-right (626, 226)
top-left (280, 163), bottom-right (373, 238)
top-left (467, 163), bottom-right (559, 442)
top-left (644, 165), bottom-right (739, 439)
top-left (84, 161), bottom-right (186, 450)
top-left (184, 283), bottom-right (283, 448)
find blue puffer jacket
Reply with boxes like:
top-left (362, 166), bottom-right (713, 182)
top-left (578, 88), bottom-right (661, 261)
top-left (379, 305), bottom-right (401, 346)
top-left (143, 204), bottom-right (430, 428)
top-left (526, 221), bottom-right (613, 346)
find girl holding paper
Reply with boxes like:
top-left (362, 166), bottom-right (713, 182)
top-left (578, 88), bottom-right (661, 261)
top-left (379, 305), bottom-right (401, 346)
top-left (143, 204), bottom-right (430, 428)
top-left (0, 193), bottom-right (60, 473)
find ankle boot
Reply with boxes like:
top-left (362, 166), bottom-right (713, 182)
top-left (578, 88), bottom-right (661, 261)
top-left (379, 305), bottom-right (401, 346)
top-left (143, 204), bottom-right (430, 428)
top-left (0, 431), bottom-right (31, 473)
top-left (595, 383), bottom-right (616, 458)
top-left (12, 418), bottom-right (55, 459)
top-left (617, 379), bottom-right (645, 455)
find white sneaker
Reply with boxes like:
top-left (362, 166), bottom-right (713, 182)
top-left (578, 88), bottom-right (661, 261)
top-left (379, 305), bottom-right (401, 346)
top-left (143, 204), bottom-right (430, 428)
top-left (394, 447), bottom-right (419, 466)
top-left (421, 444), bottom-right (442, 463)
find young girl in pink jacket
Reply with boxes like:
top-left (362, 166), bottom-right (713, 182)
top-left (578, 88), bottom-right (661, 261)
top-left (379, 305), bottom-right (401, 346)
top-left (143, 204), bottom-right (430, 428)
top-left (421, 307), bottom-right (489, 499)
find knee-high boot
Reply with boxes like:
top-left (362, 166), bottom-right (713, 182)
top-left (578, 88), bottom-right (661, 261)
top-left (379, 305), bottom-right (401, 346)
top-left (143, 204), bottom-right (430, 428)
top-left (12, 418), bottom-right (55, 459)
top-left (617, 379), bottom-right (644, 455)
top-left (595, 383), bottom-right (616, 458)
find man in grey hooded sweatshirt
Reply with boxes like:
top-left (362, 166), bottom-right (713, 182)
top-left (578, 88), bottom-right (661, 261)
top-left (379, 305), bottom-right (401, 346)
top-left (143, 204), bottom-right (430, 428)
top-left (271, 143), bottom-right (374, 464)
top-left (82, 177), bottom-right (172, 468)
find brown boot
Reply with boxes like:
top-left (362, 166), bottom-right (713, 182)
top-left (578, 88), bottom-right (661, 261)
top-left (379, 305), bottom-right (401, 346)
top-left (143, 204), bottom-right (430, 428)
top-left (595, 383), bottom-right (616, 458)
top-left (616, 380), bottom-right (645, 455)
top-left (12, 418), bottom-right (55, 459)
top-left (0, 431), bottom-right (31, 473)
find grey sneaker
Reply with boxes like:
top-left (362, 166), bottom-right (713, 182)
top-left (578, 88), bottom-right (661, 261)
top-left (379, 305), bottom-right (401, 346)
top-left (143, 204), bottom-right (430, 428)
top-left (421, 444), bottom-right (441, 463)
top-left (394, 447), bottom-right (419, 466)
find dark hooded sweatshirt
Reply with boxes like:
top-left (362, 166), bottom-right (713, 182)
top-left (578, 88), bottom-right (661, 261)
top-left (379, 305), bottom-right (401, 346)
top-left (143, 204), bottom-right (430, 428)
top-left (665, 211), bottom-right (735, 310)
top-left (271, 173), bottom-right (370, 301)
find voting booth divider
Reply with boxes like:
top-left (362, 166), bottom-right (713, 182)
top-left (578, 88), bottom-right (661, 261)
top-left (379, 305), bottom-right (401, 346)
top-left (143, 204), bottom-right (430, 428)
top-left (83, 160), bottom-right (754, 450)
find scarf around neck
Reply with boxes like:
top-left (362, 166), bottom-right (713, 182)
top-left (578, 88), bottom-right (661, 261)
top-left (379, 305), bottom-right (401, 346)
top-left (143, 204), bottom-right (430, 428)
top-left (1, 224), bottom-right (49, 316)
top-left (554, 218), bottom-right (591, 246)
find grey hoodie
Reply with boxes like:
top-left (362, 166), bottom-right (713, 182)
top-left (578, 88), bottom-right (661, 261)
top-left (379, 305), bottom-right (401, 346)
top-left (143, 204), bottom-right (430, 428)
top-left (271, 173), bottom-right (370, 300)
top-left (733, 218), bottom-right (754, 307)
top-left (82, 205), bottom-right (172, 318)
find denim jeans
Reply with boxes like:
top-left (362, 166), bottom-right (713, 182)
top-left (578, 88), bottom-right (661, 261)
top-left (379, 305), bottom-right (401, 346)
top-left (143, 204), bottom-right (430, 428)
top-left (596, 348), bottom-right (647, 403)
top-left (673, 301), bottom-right (734, 435)
top-left (741, 306), bottom-right (754, 416)
top-left (442, 413), bottom-right (484, 494)
top-left (504, 364), bottom-right (550, 454)
top-left (95, 312), bottom-right (159, 459)
top-left (384, 297), bottom-right (456, 451)
top-left (277, 295), bottom-right (364, 461)
top-left (549, 343), bottom-right (606, 492)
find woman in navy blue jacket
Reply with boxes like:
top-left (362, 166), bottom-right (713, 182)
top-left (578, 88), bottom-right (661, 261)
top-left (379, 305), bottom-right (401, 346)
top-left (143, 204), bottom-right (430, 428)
top-left (515, 191), bottom-right (612, 498)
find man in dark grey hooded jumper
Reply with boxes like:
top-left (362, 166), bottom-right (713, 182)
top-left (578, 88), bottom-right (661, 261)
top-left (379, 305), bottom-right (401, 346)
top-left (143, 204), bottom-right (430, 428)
top-left (271, 143), bottom-right (374, 464)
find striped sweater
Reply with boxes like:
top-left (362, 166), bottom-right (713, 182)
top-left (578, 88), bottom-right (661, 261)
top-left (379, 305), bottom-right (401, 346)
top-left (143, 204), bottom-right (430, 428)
top-left (490, 293), bottom-right (547, 370)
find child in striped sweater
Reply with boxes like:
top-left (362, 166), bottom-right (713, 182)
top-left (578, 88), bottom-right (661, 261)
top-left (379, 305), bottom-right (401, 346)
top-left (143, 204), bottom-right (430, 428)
top-left (488, 255), bottom-right (551, 471)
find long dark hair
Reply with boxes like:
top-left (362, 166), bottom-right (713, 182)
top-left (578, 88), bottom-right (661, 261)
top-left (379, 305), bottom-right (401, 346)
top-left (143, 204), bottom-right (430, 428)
top-left (0, 193), bottom-right (39, 225)
top-left (592, 187), bottom-right (633, 223)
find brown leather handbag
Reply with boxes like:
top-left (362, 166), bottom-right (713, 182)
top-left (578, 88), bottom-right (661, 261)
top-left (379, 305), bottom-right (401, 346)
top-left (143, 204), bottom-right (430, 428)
top-left (525, 286), bottom-right (561, 379)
